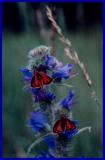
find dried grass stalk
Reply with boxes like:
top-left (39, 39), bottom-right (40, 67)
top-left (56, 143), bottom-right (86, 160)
top-left (46, 6), bottom-right (101, 108)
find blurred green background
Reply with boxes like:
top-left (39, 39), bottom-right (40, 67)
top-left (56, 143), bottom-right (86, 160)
top-left (2, 2), bottom-right (102, 158)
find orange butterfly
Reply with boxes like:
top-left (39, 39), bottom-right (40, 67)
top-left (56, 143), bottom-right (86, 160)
top-left (31, 69), bottom-right (53, 88)
top-left (53, 116), bottom-right (76, 134)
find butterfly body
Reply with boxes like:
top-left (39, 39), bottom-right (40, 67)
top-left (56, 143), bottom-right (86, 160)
top-left (53, 116), bottom-right (76, 134)
top-left (31, 69), bottom-right (53, 88)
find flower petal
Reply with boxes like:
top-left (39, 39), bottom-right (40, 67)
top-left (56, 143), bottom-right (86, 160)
top-left (59, 90), bottom-right (75, 110)
top-left (20, 67), bottom-right (32, 78)
top-left (28, 109), bottom-right (49, 132)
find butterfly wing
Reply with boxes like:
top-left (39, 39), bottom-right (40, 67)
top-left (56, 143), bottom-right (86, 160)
top-left (53, 120), bottom-right (64, 134)
top-left (31, 73), bottom-right (43, 88)
top-left (40, 72), bottom-right (53, 85)
top-left (65, 118), bottom-right (76, 131)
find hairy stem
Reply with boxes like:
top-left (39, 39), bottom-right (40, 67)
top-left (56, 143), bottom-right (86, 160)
top-left (77, 126), bottom-right (92, 135)
top-left (50, 106), bottom-right (55, 128)
top-left (27, 132), bottom-right (55, 156)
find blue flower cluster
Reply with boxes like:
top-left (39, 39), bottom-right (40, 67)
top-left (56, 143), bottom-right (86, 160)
top-left (20, 46), bottom-right (78, 157)
top-left (59, 90), bottom-right (75, 110)
top-left (27, 108), bottom-right (49, 132)
top-left (31, 88), bottom-right (55, 103)
top-left (36, 151), bottom-right (55, 158)
top-left (20, 54), bottom-right (73, 84)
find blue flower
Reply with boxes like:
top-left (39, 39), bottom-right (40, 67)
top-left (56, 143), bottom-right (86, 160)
top-left (28, 109), bottom-right (49, 132)
top-left (52, 64), bottom-right (73, 82)
top-left (45, 91), bottom-right (55, 103)
top-left (59, 91), bottom-right (75, 110)
top-left (36, 151), bottom-right (55, 158)
top-left (59, 128), bottom-right (78, 140)
top-left (32, 88), bottom-right (55, 103)
top-left (20, 65), bottom-right (49, 76)
top-left (44, 54), bottom-right (63, 70)
top-left (44, 135), bottom-right (56, 149)
top-left (20, 67), bottom-right (32, 78)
